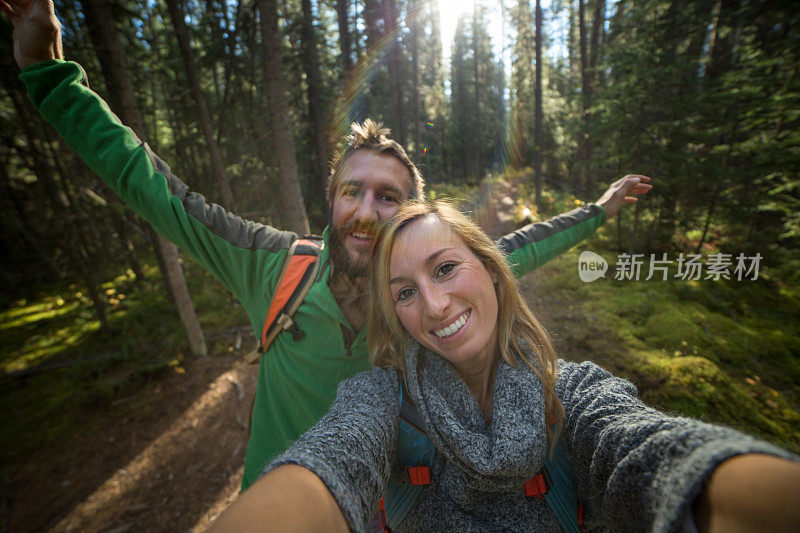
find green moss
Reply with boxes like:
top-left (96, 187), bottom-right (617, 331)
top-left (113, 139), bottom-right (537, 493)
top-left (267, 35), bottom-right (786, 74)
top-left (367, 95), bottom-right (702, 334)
top-left (532, 246), bottom-right (800, 454)
top-left (636, 355), bottom-right (800, 452)
top-left (0, 300), bottom-right (78, 328)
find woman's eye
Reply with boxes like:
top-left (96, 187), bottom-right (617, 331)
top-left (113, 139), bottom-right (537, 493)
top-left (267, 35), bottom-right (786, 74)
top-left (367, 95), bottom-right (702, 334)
top-left (342, 187), bottom-right (360, 198)
top-left (436, 262), bottom-right (456, 278)
top-left (395, 288), bottom-right (415, 302)
top-left (380, 193), bottom-right (399, 203)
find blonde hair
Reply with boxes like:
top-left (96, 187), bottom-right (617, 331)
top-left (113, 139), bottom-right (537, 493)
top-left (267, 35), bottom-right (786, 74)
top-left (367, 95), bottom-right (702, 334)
top-left (368, 200), bottom-right (564, 447)
top-left (328, 119), bottom-right (425, 202)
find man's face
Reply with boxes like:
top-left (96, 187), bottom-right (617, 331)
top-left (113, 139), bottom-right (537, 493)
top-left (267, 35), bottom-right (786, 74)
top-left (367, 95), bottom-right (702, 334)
top-left (329, 150), bottom-right (412, 278)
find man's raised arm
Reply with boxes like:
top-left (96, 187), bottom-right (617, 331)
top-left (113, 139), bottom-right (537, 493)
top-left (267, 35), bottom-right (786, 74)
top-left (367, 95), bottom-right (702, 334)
top-left (2, 0), bottom-right (295, 312)
top-left (498, 175), bottom-right (652, 278)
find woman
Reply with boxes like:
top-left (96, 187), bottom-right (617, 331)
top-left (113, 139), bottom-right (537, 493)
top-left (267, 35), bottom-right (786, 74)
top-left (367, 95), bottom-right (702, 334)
top-left (212, 201), bottom-right (800, 532)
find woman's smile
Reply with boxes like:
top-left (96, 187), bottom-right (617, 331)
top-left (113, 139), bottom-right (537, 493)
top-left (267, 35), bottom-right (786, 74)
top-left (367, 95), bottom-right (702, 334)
top-left (431, 309), bottom-right (471, 339)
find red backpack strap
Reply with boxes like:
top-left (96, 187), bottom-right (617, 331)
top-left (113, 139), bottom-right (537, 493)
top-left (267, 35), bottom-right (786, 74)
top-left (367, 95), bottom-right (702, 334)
top-left (407, 465), bottom-right (430, 485)
top-left (377, 496), bottom-right (391, 532)
top-left (245, 237), bottom-right (323, 364)
top-left (523, 472), bottom-right (548, 498)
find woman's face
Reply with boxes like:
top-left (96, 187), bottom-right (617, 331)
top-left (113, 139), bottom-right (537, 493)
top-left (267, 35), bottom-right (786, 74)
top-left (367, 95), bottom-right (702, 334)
top-left (388, 216), bottom-right (499, 375)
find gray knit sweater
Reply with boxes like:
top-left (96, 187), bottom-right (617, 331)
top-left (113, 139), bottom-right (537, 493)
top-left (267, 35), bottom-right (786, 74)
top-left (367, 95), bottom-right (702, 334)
top-left (265, 341), bottom-right (796, 532)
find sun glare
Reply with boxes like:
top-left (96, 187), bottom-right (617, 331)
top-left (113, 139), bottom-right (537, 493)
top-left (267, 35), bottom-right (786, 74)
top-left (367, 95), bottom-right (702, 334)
top-left (434, 0), bottom-right (505, 69)
top-left (436, 0), bottom-right (476, 53)
top-left (436, 0), bottom-right (474, 20)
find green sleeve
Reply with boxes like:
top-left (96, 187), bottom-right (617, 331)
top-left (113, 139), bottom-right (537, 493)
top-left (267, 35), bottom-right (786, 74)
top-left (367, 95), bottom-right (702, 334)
top-left (498, 204), bottom-right (607, 278)
top-left (20, 60), bottom-right (293, 317)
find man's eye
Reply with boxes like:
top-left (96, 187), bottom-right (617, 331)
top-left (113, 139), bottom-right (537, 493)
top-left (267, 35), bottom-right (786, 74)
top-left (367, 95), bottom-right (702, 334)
top-left (395, 288), bottom-right (415, 302)
top-left (436, 262), bottom-right (456, 278)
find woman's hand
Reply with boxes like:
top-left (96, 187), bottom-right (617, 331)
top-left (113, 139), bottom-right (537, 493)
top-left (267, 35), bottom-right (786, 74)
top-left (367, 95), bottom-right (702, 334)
top-left (694, 453), bottom-right (800, 532)
top-left (0, 0), bottom-right (63, 69)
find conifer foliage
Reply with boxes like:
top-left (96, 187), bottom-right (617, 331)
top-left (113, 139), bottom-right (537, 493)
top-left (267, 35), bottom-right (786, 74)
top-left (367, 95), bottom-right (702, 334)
top-left (1, 0), bottom-right (798, 303)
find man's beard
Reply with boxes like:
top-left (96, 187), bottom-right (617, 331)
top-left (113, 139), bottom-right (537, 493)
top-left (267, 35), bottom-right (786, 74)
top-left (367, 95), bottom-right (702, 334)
top-left (328, 220), bottom-right (375, 279)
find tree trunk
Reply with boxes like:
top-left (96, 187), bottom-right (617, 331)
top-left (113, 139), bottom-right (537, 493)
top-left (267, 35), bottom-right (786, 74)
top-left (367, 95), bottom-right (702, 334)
top-left (695, 185), bottom-right (720, 254)
top-left (257, 0), bottom-right (311, 235)
top-left (336, 0), bottom-right (353, 73)
top-left (705, 0), bottom-right (738, 81)
top-left (300, 0), bottom-right (331, 218)
top-left (568, 0), bottom-right (576, 89)
top-left (111, 211), bottom-right (145, 283)
top-left (383, 0), bottom-right (406, 146)
top-left (81, 0), bottom-right (148, 137)
top-left (577, 0), bottom-right (593, 190)
top-left (0, 158), bottom-right (62, 279)
top-left (207, 0), bottom-right (241, 143)
top-left (578, 0), bottom-right (589, 105)
top-left (472, 1), bottom-right (483, 179)
top-left (159, 232), bottom-right (208, 357)
top-left (81, 0), bottom-right (207, 356)
top-left (534, 0), bottom-right (543, 208)
top-left (409, 0), bottom-right (422, 159)
top-left (589, 0), bottom-right (605, 86)
top-left (164, 0), bottom-right (236, 210)
top-left (56, 235), bottom-right (111, 333)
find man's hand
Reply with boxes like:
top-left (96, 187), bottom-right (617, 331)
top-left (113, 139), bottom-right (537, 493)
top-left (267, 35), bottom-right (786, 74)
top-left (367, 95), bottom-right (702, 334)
top-left (1, 0), bottom-right (63, 69)
top-left (595, 174), bottom-right (653, 219)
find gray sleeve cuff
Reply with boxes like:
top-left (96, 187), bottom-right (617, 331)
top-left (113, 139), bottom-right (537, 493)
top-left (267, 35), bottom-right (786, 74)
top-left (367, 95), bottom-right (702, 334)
top-left (261, 368), bottom-right (400, 532)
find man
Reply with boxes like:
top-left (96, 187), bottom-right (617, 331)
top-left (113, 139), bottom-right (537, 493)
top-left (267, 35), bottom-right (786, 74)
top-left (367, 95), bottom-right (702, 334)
top-left (2, 0), bottom-right (652, 491)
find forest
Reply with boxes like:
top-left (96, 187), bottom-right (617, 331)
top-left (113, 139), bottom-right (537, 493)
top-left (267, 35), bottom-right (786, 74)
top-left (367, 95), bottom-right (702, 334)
top-left (1, 0), bottom-right (799, 530)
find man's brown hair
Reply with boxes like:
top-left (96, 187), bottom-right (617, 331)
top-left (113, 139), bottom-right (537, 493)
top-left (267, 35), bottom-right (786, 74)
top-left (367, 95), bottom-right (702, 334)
top-left (328, 119), bottom-right (425, 201)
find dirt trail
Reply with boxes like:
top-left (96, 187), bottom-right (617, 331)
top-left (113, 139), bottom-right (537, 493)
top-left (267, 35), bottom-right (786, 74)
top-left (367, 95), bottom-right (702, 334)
top-left (5, 179), bottom-right (604, 532)
top-left (5, 347), bottom-right (257, 532)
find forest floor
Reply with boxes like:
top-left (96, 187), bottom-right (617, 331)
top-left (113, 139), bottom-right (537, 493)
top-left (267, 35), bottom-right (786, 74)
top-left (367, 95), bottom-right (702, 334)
top-left (3, 347), bottom-right (256, 532)
top-left (3, 178), bottom-right (799, 531)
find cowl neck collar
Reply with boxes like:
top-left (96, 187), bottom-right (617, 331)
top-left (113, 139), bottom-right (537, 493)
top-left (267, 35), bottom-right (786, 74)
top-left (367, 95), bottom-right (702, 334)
top-left (403, 339), bottom-right (547, 499)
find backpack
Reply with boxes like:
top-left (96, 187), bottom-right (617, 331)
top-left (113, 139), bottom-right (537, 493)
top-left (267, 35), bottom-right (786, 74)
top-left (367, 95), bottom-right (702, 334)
top-left (377, 382), bottom-right (584, 532)
top-left (245, 236), bottom-right (324, 365)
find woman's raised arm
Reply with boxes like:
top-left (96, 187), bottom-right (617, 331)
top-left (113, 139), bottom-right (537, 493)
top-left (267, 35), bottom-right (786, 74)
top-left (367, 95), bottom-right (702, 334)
top-left (556, 360), bottom-right (799, 532)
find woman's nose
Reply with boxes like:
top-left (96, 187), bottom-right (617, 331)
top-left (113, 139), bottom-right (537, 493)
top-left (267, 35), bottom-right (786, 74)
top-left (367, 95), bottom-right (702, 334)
top-left (422, 285), bottom-right (450, 318)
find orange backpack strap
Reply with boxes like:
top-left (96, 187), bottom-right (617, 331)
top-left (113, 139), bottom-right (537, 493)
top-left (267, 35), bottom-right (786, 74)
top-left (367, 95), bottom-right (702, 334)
top-left (245, 237), bottom-right (323, 364)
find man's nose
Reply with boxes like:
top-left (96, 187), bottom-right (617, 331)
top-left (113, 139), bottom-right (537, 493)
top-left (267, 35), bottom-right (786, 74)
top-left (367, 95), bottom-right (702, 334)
top-left (354, 192), bottom-right (379, 221)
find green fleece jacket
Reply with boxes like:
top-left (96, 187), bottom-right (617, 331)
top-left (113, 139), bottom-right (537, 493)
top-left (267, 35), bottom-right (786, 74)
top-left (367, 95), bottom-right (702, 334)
top-left (21, 59), bottom-right (608, 490)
